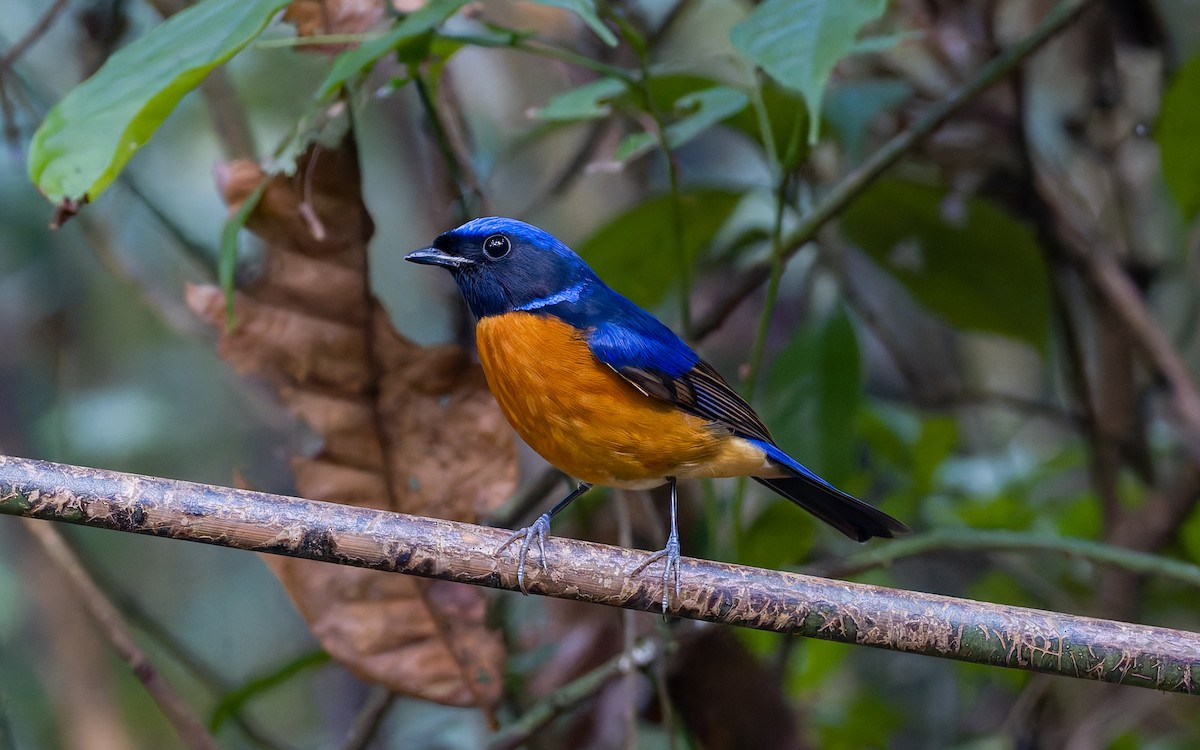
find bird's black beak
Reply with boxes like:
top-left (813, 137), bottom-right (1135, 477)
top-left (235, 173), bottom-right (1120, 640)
top-left (404, 247), bottom-right (473, 269)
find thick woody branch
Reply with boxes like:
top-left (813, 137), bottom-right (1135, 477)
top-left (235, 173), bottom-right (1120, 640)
top-left (1, 455), bottom-right (1198, 695)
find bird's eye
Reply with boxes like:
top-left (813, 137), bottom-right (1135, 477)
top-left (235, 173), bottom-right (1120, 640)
top-left (483, 234), bottom-right (511, 260)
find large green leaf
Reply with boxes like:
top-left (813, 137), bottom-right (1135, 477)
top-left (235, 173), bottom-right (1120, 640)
top-left (317, 0), bottom-right (472, 98)
top-left (578, 189), bottom-right (741, 308)
top-left (841, 179), bottom-right (1051, 348)
top-left (28, 0), bottom-right (288, 206)
top-left (763, 306), bottom-right (861, 484)
top-left (730, 0), bottom-right (886, 144)
top-left (1159, 51), bottom-right (1200, 222)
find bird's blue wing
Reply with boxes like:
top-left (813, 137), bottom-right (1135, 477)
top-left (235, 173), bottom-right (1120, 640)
top-left (575, 290), bottom-right (774, 443)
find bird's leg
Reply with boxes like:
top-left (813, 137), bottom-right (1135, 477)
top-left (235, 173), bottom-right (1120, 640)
top-left (496, 481), bottom-right (592, 594)
top-left (630, 477), bottom-right (682, 614)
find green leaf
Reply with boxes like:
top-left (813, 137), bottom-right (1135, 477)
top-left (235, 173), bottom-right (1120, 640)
top-left (219, 176), bottom-right (270, 328)
top-left (614, 131), bottom-right (656, 162)
top-left (823, 78), bottom-right (911, 161)
top-left (841, 179), bottom-right (1051, 348)
top-left (529, 0), bottom-right (618, 46)
top-left (27, 0), bottom-right (288, 206)
top-left (741, 500), bottom-right (814, 571)
top-left (1159, 51), bottom-right (1200, 222)
top-left (530, 77), bottom-right (628, 121)
top-left (614, 86), bottom-right (750, 163)
top-left (578, 189), bottom-right (741, 307)
top-left (317, 0), bottom-right (471, 98)
top-left (763, 306), bottom-right (861, 484)
top-left (730, 0), bottom-right (886, 144)
top-left (666, 86), bottom-right (750, 148)
top-left (1182, 504), bottom-right (1200, 565)
top-left (911, 415), bottom-right (957, 497)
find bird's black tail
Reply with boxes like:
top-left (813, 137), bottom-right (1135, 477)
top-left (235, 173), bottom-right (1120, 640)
top-left (752, 475), bottom-right (908, 542)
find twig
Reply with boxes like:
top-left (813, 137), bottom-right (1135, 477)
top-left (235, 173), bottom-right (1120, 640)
top-left (617, 11), bottom-right (692, 337)
top-left (0, 67), bottom-right (19, 150)
top-left (74, 545), bottom-right (297, 750)
top-left (0, 0), bottom-right (70, 72)
top-left (1061, 234), bottom-right (1200, 463)
top-left (0, 0), bottom-right (69, 149)
top-left (413, 69), bottom-right (482, 221)
top-left (489, 639), bottom-right (661, 750)
top-left (2, 455), bottom-right (1199, 694)
top-left (802, 528), bottom-right (1200, 588)
top-left (21, 521), bottom-right (221, 750)
top-left (691, 0), bottom-right (1098, 341)
top-left (338, 686), bottom-right (397, 750)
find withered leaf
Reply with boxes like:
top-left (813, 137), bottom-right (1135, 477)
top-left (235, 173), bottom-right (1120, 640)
top-left (189, 139), bottom-right (516, 709)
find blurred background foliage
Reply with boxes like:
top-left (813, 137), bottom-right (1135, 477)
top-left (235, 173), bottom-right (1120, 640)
top-left (3, 0), bottom-right (1200, 748)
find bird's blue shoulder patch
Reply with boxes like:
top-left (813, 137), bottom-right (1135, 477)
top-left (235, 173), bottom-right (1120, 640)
top-left (553, 285), bottom-right (699, 378)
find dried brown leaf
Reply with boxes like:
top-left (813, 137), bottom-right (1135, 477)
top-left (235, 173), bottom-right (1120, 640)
top-left (188, 139), bottom-right (516, 709)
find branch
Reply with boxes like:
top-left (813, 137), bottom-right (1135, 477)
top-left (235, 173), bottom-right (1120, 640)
top-left (692, 0), bottom-right (1097, 340)
top-left (1, 455), bottom-right (1198, 695)
top-left (338, 687), bottom-right (397, 750)
top-left (1065, 236), bottom-right (1200, 463)
top-left (22, 521), bottom-right (220, 750)
top-left (489, 638), bottom-right (661, 750)
top-left (0, 0), bottom-right (70, 72)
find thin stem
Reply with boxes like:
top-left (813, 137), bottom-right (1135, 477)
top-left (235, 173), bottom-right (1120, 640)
top-left (803, 528), bottom-right (1200, 589)
top-left (0, 0), bottom-right (70, 71)
top-left (742, 179), bottom-right (790, 403)
top-left (734, 89), bottom-right (796, 550)
top-left (489, 639), bottom-right (661, 750)
top-left (412, 69), bottom-right (477, 221)
top-left (23, 522), bottom-right (220, 750)
top-left (619, 17), bottom-right (692, 336)
top-left (663, 139), bottom-right (690, 337)
top-left (255, 33), bottom-right (374, 48)
top-left (339, 687), bottom-right (398, 750)
top-left (438, 31), bottom-right (636, 82)
top-left (693, 0), bottom-right (1098, 341)
top-left (79, 549), bottom-right (295, 750)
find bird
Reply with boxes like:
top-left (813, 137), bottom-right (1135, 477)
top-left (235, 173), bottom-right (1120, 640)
top-left (406, 217), bottom-right (908, 612)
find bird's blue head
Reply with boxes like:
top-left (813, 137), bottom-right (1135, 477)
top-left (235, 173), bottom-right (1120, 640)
top-left (405, 217), bottom-right (597, 319)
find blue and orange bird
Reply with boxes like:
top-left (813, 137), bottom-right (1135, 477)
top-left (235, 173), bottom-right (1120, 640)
top-left (406, 217), bottom-right (908, 610)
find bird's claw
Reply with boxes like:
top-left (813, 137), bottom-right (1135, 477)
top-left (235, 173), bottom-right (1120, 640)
top-left (496, 512), bottom-right (552, 594)
top-left (631, 529), bottom-right (682, 616)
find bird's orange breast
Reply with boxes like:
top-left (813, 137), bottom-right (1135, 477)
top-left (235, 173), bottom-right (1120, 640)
top-left (476, 312), bottom-right (772, 487)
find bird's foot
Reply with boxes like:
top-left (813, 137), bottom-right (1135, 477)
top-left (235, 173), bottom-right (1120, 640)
top-left (496, 512), bottom-right (553, 594)
top-left (630, 528), bottom-right (682, 615)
